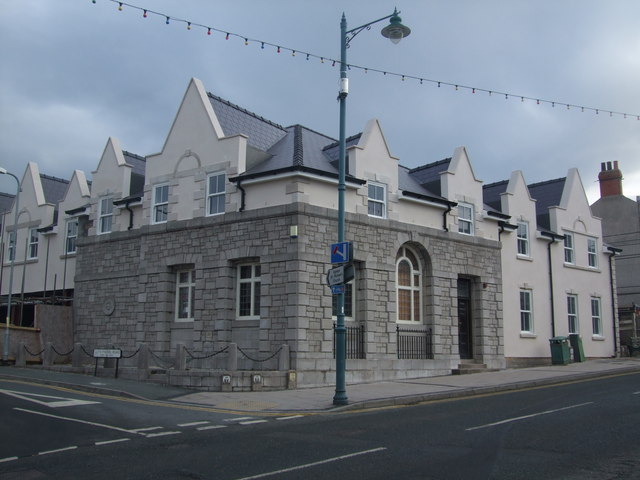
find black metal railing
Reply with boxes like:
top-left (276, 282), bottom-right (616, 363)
top-left (333, 323), bottom-right (365, 359)
top-left (397, 326), bottom-right (433, 359)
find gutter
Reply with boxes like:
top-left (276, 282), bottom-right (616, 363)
top-left (113, 196), bottom-right (142, 231)
top-left (229, 165), bottom-right (366, 186)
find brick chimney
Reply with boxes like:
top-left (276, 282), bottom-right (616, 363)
top-left (598, 161), bottom-right (623, 197)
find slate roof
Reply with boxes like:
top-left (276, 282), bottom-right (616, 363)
top-left (528, 177), bottom-right (566, 231)
top-left (40, 174), bottom-right (70, 205)
top-left (482, 180), bottom-right (509, 212)
top-left (0, 192), bottom-right (15, 214)
top-left (209, 93), bottom-right (454, 207)
top-left (405, 159), bottom-right (452, 197)
top-left (123, 151), bottom-right (146, 196)
top-left (208, 93), bottom-right (287, 152)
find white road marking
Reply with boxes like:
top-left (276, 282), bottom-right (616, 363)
top-left (239, 420), bottom-right (268, 425)
top-left (130, 426), bottom-right (163, 433)
top-left (14, 407), bottom-right (138, 435)
top-left (0, 457), bottom-right (18, 463)
top-left (466, 402), bottom-right (594, 431)
top-left (197, 425), bottom-right (227, 431)
top-left (276, 415), bottom-right (304, 421)
top-left (633, 391), bottom-right (640, 395)
top-left (145, 431), bottom-right (181, 438)
top-left (233, 447), bottom-right (388, 480)
top-left (178, 421), bottom-right (210, 427)
top-left (95, 438), bottom-right (131, 446)
top-left (39, 446), bottom-right (78, 456)
top-left (0, 389), bottom-right (100, 408)
top-left (225, 416), bottom-right (254, 422)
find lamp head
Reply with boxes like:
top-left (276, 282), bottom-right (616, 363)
top-left (0, 168), bottom-right (7, 175)
top-left (381, 8), bottom-right (411, 44)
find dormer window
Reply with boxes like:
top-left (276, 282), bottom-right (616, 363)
top-left (517, 221), bottom-right (529, 256)
top-left (458, 203), bottom-right (474, 235)
top-left (152, 184), bottom-right (169, 224)
top-left (98, 197), bottom-right (113, 234)
top-left (563, 233), bottom-right (575, 264)
top-left (207, 173), bottom-right (226, 216)
top-left (368, 182), bottom-right (386, 218)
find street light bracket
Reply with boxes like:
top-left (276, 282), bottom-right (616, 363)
top-left (344, 9), bottom-right (409, 48)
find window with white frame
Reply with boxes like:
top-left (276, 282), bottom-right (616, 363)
top-left (98, 197), bottom-right (113, 234)
top-left (237, 264), bottom-right (261, 319)
top-left (332, 279), bottom-right (355, 321)
top-left (591, 297), bottom-right (602, 336)
top-left (7, 231), bottom-right (15, 262)
top-left (27, 228), bottom-right (38, 259)
top-left (65, 220), bottom-right (78, 254)
top-left (152, 184), bottom-right (169, 224)
top-left (207, 173), bottom-right (226, 216)
top-left (587, 237), bottom-right (598, 268)
top-left (396, 246), bottom-right (422, 323)
top-left (520, 289), bottom-right (533, 333)
top-left (563, 233), bottom-right (574, 264)
top-left (567, 294), bottom-right (578, 334)
top-left (367, 182), bottom-right (386, 218)
top-left (458, 203), bottom-right (474, 235)
top-left (517, 221), bottom-right (529, 256)
top-left (175, 270), bottom-right (195, 321)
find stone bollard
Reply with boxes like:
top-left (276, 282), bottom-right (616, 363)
top-left (227, 343), bottom-right (238, 372)
top-left (137, 343), bottom-right (149, 378)
top-left (72, 343), bottom-right (83, 368)
top-left (16, 342), bottom-right (26, 367)
top-left (175, 343), bottom-right (187, 370)
top-left (43, 342), bottom-right (54, 367)
top-left (278, 344), bottom-right (290, 371)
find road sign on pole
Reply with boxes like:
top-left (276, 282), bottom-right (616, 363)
top-left (327, 265), bottom-right (345, 286)
top-left (330, 242), bottom-right (350, 264)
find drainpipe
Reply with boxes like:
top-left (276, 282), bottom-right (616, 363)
top-left (442, 204), bottom-right (452, 232)
top-left (237, 178), bottom-right (246, 212)
top-left (607, 247), bottom-right (621, 356)
top-left (43, 234), bottom-right (51, 298)
top-left (542, 232), bottom-right (562, 338)
top-left (125, 201), bottom-right (134, 231)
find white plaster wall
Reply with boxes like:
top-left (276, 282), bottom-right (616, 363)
top-left (143, 78), bottom-right (246, 224)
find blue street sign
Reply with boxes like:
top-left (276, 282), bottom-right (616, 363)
top-left (330, 242), bottom-right (350, 264)
top-left (331, 285), bottom-right (345, 295)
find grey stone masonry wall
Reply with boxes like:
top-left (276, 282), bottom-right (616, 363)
top-left (74, 201), bottom-right (504, 386)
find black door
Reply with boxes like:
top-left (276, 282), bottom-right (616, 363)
top-left (457, 279), bottom-right (473, 359)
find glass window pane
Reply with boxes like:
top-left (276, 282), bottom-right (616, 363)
top-left (398, 290), bottom-right (411, 321)
top-left (239, 283), bottom-right (251, 316)
top-left (398, 260), bottom-right (411, 286)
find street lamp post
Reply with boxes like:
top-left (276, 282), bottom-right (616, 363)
top-left (1, 168), bottom-right (20, 364)
top-left (334, 9), bottom-right (410, 405)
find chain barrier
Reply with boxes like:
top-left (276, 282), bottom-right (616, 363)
top-left (80, 345), bottom-right (95, 358)
top-left (51, 345), bottom-right (75, 357)
top-left (237, 346), bottom-right (283, 363)
top-left (148, 349), bottom-right (175, 369)
top-left (23, 345), bottom-right (45, 357)
top-left (183, 344), bottom-right (230, 360)
top-left (121, 346), bottom-right (141, 359)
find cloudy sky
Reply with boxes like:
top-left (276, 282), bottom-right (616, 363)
top-left (1, 0), bottom-right (639, 204)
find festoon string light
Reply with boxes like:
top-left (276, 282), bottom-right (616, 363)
top-left (90, 0), bottom-right (640, 121)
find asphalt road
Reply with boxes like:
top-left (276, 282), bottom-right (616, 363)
top-left (1, 373), bottom-right (639, 479)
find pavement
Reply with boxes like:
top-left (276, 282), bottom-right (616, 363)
top-left (1, 358), bottom-right (640, 414)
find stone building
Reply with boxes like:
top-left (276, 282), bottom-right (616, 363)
top-left (73, 78), bottom-right (505, 387)
top-left (2, 77), bottom-right (618, 387)
top-left (591, 161), bottom-right (640, 345)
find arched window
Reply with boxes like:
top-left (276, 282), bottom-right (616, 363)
top-left (396, 246), bottom-right (422, 323)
